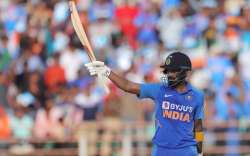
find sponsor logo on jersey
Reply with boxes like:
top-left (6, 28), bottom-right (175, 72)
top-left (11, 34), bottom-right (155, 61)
top-left (161, 101), bottom-right (193, 122)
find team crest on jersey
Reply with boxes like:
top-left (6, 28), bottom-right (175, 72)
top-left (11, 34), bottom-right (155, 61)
top-left (185, 95), bottom-right (192, 101)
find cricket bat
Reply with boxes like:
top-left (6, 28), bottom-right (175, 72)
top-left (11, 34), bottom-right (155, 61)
top-left (69, 1), bottom-right (109, 93)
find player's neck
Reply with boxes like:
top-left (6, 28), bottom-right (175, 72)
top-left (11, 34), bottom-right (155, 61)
top-left (174, 82), bottom-right (188, 93)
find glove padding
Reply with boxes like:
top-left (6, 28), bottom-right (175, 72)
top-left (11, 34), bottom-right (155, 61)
top-left (85, 61), bottom-right (111, 93)
top-left (85, 61), bottom-right (111, 77)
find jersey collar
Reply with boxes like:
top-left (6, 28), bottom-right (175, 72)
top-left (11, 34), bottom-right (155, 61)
top-left (164, 82), bottom-right (193, 94)
top-left (184, 83), bottom-right (193, 93)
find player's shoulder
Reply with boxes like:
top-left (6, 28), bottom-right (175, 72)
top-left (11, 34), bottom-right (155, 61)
top-left (142, 82), bottom-right (162, 88)
top-left (139, 82), bottom-right (162, 99)
top-left (189, 84), bottom-right (204, 99)
top-left (141, 82), bottom-right (163, 91)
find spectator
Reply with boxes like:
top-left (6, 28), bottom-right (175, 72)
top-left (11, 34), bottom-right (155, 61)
top-left (88, 0), bottom-right (114, 22)
top-left (28, 71), bottom-right (45, 106)
top-left (55, 87), bottom-right (83, 136)
top-left (157, 9), bottom-right (184, 49)
top-left (203, 89), bottom-right (216, 127)
top-left (88, 13), bottom-right (115, 51)
top-left (2, 0), bottom-right (27, 35)
top-left (44, 53), bottom-right (66, 93)
top-left (134, 1), bottom-right (159, 45)
top-left (206, 51), bottom-right (234, 91)
top-left (0, 35), bottom-right (11, 72)
top-left (115, 1), bottom-right (139, 49)
top-left (244, 82), bottom-right (250, 119)
top-left (9, 106), bottom-right (33, 140)
top-left (202, 17), bottom-right (217, 49)
top-left (0, 71), bottom-right (9, 108)
top-left (74, 79), bottom-right (103, 121)
top-left (59, 42), bottom-right (86, 82)
top-left (0, 106), bottom-right (11, 140)
top-left (34, 98), bottom-right (65, 140)
top-left (15, 60), bottom-right (30, 92)
top-left (215, 75), bottom-right (245, 120)
top-left (112, 32), bottom-right (134, 71)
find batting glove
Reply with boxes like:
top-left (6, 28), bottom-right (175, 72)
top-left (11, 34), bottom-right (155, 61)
top-left (85, 61), bottom-right (111, 77)
top-left (85, 61), bottom-right (111, 93)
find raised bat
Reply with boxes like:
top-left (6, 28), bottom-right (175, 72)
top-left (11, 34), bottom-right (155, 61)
top-left (69, 1), bottom-right (109, 93)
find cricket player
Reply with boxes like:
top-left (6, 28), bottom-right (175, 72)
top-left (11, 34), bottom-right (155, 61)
top-left (85, 52), bottom-right (204, 156)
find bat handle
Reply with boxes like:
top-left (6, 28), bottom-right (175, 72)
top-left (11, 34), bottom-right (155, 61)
top-left (97, 74), bottom-right (110, 94)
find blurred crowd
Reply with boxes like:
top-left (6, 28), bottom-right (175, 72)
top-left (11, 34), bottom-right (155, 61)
top-left (0, 0), bottom-right (250, 142)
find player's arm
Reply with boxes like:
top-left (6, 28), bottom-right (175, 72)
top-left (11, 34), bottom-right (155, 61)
top-left (108, 71), bottom-right (140, 94)
top-left (194, 119), bottom-right (203, 155)
top-left (85, 61), bottom-right (140, 94)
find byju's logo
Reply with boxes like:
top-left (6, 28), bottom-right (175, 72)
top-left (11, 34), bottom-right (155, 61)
top-left (161, 101), bottom-right (193, 122)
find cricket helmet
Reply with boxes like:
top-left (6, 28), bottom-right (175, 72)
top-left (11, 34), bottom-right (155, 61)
top-left (160, 52), bottom-right (192, 87)
top-left (161, 52), bottom-right (192, 71)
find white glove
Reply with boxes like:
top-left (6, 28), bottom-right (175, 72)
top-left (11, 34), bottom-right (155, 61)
top-left (84, 61), bottom-right (111, 77)
top-left (85, 61), bottom-right (111, 93)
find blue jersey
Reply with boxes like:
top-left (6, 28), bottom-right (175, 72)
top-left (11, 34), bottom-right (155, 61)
top-left (139, 83), bottom-right (204, 149)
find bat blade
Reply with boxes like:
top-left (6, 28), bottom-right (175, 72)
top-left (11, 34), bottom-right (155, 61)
top-left (69, 1), bottom-right (109, 93)
top-left (69, 1), bottom-right (96, 62)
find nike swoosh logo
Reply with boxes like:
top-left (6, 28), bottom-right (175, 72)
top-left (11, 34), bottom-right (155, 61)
top-left (164, 94), bottom-right (173, 98)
